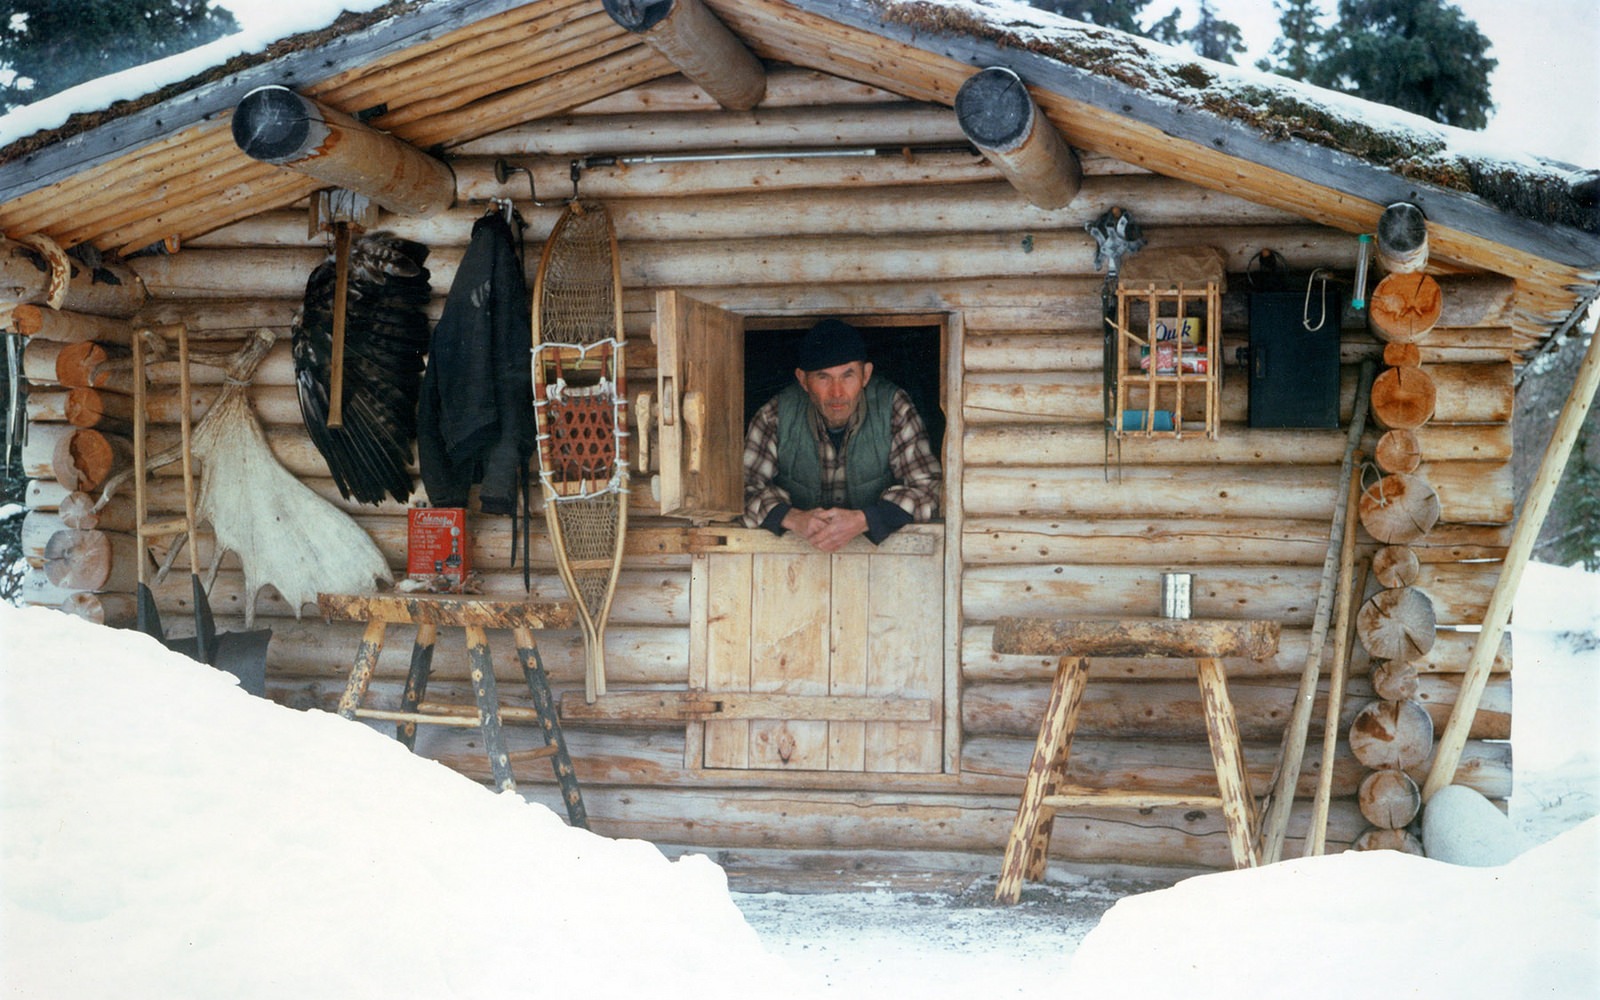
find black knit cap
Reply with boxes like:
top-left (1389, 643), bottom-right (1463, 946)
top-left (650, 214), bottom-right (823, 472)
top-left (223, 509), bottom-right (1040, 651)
top-left (796, 318), bottom-right (868, 372)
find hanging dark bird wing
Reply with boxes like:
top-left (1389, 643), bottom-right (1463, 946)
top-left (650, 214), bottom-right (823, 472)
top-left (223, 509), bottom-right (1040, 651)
top-left (292, 232), bottom-right (432, 505)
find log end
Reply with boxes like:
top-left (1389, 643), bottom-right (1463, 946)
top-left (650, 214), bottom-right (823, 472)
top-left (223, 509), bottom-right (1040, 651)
top-left (1370, 272), bottom-right (1442, 343)
top-left (956, 67), bottom-right (1034, 151)
top-left (232, 85), bottom-right (315, 163)
top-left (1351, 826), bottom-right (1425, 855)
top-left (1349, 697), bottom-right (1434, 770)
top-left (602, 0), bottom-right (674, 32)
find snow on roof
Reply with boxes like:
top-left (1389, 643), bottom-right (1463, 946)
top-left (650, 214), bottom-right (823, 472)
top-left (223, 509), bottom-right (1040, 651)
top-left (868, 0), bottom-right (1598, 233)
top-left (0, 0), bottom-right (1595, 236)
top-left (0, 0), bottom-right (399, 156)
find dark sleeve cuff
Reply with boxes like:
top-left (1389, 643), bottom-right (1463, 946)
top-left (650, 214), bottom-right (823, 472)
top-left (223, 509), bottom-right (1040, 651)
top-left (862, 500), bottom-right (913, 545)
top-left (760, 502), bottom-right (791, 536)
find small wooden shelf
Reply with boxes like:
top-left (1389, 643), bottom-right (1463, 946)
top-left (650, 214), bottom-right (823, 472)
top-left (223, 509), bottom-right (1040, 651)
top-left (1113, 280), bottom-right (1222, 440)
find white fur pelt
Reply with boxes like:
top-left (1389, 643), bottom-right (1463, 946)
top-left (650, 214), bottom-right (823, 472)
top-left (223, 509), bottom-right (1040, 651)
top-left (188, 330), bottom-right (392, 626)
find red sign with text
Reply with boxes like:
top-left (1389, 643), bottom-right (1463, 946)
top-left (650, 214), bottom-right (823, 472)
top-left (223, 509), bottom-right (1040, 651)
top-left (406, 507), bottom-right (470, 590)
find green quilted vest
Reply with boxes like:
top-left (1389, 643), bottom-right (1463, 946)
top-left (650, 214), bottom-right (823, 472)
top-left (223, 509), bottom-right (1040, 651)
top-left (773, 377), bottom-right (897, 510)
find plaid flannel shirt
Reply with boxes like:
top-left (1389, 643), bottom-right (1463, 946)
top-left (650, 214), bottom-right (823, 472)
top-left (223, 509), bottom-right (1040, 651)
top-left (743, 385), bottom-right (941, 541)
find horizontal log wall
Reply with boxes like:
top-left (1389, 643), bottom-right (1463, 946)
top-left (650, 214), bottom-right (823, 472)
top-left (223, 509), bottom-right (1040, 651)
top-left (15, 68), bottom-right (1517, 870)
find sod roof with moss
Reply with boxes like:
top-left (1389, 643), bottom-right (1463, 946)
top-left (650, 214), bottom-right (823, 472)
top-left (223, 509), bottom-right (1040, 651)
top-left (869, 0), bottom-right (1598, 233)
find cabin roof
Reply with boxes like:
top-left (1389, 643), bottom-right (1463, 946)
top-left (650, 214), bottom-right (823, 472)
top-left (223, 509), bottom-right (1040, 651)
top-left (1, 0), bottom-right (1596, 349)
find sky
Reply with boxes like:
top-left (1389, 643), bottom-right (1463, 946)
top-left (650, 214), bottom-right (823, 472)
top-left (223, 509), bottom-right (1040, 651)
top-left (1182, 0), bottom-right (1600, 167)
top-left (2, 560), bottom-right (1596, 997)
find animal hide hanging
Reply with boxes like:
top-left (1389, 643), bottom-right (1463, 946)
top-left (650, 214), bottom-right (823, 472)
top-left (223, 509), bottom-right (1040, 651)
top-left (292, 231), bottom-right (433, 505)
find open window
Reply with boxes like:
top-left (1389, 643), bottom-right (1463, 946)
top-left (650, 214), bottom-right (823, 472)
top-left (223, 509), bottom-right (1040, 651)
top-left (649, 292), bottom-right (950, 774)
top-left (743, 316), bottom-right (947, 467)
top-left (649, 291), bottom-right (947, 523)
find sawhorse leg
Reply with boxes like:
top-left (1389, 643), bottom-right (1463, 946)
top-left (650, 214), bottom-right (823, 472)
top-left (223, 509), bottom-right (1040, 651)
top-left (995, 654), bottom-right (1089, 904)
top-left (465, 625), bottom-right (516, 794)
top-left (336, 619), bottom-right (388, 720)
top-left (514, 626), bottom-right (588, 829)
top-left (1197, 657), bottom-right (1259, 868)
top-left (397, 623), bottom-right (437, 751)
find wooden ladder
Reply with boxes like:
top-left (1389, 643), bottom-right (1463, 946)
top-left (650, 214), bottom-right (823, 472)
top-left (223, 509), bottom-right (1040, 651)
top-left (318, 593), bottom-right (589, 828)
top-left (990, 617), bottom-right (1281, 903)
top-left (131, 324), bottom-right (202, 591)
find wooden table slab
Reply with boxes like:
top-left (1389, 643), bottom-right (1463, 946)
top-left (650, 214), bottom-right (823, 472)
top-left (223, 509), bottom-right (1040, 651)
top-left (993, 616), bottom-right (1280, 659)
top-left (317, 592), bottom-right (576, 630)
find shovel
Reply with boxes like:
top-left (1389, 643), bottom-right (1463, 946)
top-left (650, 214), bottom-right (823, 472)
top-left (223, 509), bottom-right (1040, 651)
top-left (129, 324), bottom-right (271, 693)
top-left (135, 576), bottom-right (271, 696)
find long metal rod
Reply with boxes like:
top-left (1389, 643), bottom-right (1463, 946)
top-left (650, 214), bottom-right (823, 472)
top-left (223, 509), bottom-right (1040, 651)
top-left (578, 144), bottom-right (973, 167)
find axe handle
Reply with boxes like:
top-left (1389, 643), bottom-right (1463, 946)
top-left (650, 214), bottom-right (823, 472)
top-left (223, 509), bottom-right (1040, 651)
top-left (328, 222), bottom-right (351, 429)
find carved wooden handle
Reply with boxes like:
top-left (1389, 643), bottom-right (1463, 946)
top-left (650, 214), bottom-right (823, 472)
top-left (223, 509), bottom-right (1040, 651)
top-left (633, 390), bottom-right (653, 473)
top-left (682, 390), bottom-right (705, 474)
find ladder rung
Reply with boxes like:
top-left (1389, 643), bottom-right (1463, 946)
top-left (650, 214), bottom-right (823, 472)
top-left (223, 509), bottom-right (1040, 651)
top-left (511, 745), bottom-right (560, 763)
top-left (416, 701), bottom-right (542, 723)
top-left (353, 708), bottom-right (481, 728)
top-left (1040, 789), bottom-right (1227, 811)
top-left (139, 518), bottom-right (190, 537)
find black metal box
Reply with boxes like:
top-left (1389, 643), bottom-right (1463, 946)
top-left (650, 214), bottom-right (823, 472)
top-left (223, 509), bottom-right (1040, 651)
top-left (1248, 280), bottom-right (1344, 429)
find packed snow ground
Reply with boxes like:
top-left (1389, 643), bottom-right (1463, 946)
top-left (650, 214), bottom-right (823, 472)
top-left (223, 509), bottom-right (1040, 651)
top-left (2, 562), bottom-right (1596, 998)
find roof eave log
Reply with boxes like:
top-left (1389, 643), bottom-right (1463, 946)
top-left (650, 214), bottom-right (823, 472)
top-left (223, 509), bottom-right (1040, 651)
top-left (603, 0), bottom-right (767, 111)
top-left (231, 85), bottom-right (455, 216)
top-left (955, 66), bottom-right (1081, 210)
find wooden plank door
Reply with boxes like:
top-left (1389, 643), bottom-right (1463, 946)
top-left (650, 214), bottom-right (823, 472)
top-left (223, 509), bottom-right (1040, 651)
top-left (654, 290), bottom-right (744, 521)
top-left (698, 528), bottom-right (944, 772)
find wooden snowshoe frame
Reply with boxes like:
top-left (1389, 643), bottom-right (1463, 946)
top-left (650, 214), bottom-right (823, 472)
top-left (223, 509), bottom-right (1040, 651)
top-left (532, 201), bottom-right (629, 703)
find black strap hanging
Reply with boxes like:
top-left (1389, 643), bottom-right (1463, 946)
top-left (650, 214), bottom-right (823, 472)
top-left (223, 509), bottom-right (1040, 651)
top-left (1085, 207), bottom-right (1145, 481)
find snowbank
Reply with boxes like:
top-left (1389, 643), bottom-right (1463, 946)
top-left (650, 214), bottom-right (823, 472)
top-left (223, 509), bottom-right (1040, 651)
top-left (1070, 817), bottom-right (1600, 998)
top-left (0, 605), bottom-right (796, 999)
top-left (2, 561), bottom-right (1596, 997)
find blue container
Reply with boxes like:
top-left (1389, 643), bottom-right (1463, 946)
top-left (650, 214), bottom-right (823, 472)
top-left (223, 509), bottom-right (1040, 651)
top-left (1122, 409), bottom-right (1174, 432)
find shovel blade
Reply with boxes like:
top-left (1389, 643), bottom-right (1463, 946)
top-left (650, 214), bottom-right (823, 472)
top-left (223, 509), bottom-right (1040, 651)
top-left (135, 583), bottom-right (166, 643)
top-left (190, 574), bottom-right (217, 666)
top-left (214, 629), bottom-right (272, 697)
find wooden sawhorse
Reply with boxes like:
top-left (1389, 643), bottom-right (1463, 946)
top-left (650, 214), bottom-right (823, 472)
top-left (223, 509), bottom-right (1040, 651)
top-left (318, 593), bottom-right (588, 828)
top-left (990, 617), bottom-right (1281, 903)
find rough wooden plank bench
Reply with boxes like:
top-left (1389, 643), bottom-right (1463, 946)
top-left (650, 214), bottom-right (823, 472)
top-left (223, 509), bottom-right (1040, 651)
top-left (317, 592), bottom-right (588, 828)
top-left (990, 617), bottom-right (1281, 903)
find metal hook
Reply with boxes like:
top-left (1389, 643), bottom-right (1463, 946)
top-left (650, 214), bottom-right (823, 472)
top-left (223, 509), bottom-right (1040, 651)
top-left (496, 157), bottom-right (585, 206)
top-left (1303, 267), bottom-right (1331, 332)
top-left (494, 158), bottom-right (565, 207)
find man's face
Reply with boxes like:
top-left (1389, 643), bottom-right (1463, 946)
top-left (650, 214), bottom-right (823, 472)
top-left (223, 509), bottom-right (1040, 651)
top-left (796, 360), bottom-right (873, 430)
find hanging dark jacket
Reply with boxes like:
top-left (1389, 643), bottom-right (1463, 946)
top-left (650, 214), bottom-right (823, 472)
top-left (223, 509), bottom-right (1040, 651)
top-left (417, 212), bottom-right (532, 514)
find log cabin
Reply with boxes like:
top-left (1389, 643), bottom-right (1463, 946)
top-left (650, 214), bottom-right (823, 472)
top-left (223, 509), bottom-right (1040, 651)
top-left (4, 0), bottom-right (1599, 884)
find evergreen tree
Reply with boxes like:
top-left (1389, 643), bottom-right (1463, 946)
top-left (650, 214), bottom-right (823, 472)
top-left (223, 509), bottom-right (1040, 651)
top-left (1029, 0), bottom-right (1157, 35)
top-left (1181, 0), bottom-right (1246, 64)
top-left (1146, 7), bottom-right (1185, 46)
top-left (1, 335), bottom-right (23, 605)
top-left (0, 0), bottom-right (238, 113)
top-left (1546, 422), bottom-right (1600, 572)
top-left (1257, 0), bottom-right (1328, 80)
top-left (1310, 0), bottom-right (1495, 128)
top-left (1032, 0), bottom-right (1246, 64)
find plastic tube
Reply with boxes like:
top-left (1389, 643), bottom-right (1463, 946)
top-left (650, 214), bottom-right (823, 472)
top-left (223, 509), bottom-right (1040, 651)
top-left (1351, 233), bottom-right (1372, 310)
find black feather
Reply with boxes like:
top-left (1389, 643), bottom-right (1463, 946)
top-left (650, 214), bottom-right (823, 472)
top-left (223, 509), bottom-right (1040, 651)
top-left (292, 232), bottom-right (432, 505)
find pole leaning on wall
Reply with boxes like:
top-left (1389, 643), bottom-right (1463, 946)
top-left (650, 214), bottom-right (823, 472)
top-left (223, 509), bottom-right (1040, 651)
top-left (1423, 316), bottom-right (1600, 802)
